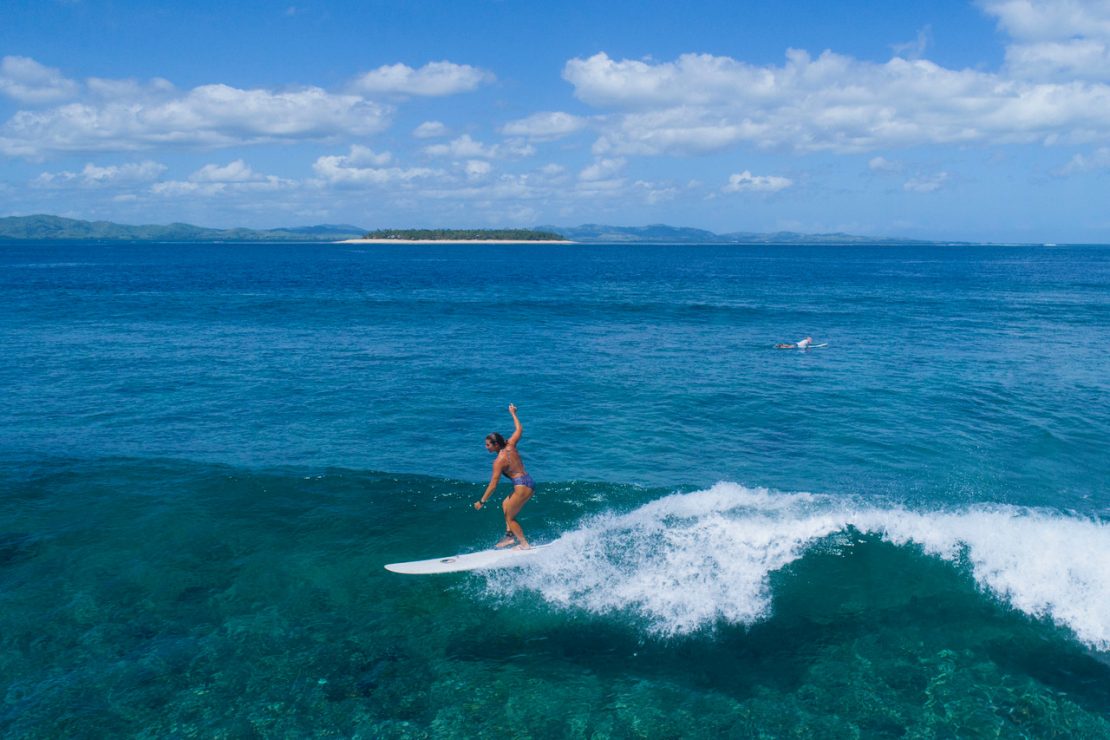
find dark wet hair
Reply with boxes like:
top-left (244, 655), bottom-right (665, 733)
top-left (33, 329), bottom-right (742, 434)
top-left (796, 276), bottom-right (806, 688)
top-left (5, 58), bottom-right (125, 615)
top-left (485, 432), bottom-right (507, 450)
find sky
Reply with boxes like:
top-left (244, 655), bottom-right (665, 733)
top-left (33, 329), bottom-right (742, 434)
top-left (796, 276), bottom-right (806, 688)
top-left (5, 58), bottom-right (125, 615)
top-left (2, 0), bottom-right (1110, 242)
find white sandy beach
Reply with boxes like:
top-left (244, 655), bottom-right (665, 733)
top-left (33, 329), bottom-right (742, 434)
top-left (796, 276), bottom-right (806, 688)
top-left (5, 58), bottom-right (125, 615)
top-left (336, 238), bottom-right (574, 244)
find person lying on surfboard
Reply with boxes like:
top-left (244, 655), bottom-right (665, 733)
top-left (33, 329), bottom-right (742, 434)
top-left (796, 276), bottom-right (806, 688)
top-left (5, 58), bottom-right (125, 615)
top-left (775, 336), bottom-right (814, 349)
top-left (474, 403), bottom-right (535, 549)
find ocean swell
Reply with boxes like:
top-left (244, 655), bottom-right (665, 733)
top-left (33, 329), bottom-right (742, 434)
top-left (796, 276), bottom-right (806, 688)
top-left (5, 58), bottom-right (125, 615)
top-left (481, 483), bottom-right (1110, 650)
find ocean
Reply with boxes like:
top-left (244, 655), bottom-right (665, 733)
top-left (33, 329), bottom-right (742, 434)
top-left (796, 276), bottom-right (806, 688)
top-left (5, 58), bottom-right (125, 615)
top-left (1, 240), bottom-right (1107, 737)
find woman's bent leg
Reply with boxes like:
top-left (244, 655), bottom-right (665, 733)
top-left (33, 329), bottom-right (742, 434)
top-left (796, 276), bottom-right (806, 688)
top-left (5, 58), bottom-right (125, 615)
top-left (504, 485), bottom-right (534, 548)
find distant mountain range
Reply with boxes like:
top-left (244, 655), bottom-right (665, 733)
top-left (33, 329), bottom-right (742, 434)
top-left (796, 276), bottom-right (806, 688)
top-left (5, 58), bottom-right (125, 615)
top-left (542, 223), bottom-right (948, 245)
top-left (0, 214), bottom-right (962, 245)
top-left (0, 215), bottom-right (367, 242)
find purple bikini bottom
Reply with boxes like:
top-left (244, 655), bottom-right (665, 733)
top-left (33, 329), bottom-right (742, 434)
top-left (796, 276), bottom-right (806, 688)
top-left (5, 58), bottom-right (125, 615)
top-left (511, 474), bottom-right (535, 489)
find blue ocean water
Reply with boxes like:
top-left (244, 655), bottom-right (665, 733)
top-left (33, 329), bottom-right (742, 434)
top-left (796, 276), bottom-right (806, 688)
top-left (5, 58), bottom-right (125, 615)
top-left (1, 240), bottom-right (1108, 736)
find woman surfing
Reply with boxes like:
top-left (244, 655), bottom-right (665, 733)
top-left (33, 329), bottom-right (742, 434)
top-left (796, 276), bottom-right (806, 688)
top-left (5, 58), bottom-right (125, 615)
top-left (474, 404), bottom-right (535, 549)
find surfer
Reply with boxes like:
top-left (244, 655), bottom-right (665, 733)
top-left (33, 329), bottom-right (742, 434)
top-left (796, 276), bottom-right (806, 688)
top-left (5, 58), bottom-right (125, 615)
top-left (775, 336), bottom-right (814, 349)
top-left (474, 403), bottom-right (534, 549)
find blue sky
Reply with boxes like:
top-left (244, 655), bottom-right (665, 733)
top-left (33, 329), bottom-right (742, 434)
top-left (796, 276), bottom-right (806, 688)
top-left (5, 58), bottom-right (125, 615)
top-left (2, 0), bottom-right (1109, 241)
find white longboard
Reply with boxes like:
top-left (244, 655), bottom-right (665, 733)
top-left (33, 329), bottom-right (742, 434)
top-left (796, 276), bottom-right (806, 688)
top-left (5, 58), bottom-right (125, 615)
top-left (385, 544), bottom-right (550, 575)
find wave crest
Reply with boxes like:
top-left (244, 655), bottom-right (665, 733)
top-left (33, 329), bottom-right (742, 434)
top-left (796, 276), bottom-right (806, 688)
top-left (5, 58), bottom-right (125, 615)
top-left (482, 483), bottom-right (1110, 650)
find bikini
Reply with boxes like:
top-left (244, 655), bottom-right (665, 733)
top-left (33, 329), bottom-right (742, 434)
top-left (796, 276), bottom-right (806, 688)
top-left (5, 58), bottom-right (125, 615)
top-left (503, 468), bottom-right (535, 489)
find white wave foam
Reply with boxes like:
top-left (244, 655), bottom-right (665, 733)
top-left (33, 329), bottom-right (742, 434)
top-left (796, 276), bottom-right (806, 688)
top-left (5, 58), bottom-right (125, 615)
top-left (482, 483), bottom-right (1110, 650)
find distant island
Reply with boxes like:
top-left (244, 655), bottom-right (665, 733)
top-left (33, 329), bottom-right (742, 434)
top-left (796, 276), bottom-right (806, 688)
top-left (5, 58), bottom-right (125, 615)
top-left (0, 215), bottom-right (366, 242)
top-left (0, 214), bottom-right (985, 245)
top-left (359, 228), bottom-right (567, 242)
top-left (542, 223), bottom-right (964, 246)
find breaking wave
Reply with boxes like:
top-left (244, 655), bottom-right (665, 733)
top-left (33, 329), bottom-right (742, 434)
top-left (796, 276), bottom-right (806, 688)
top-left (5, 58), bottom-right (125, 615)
top-left (482, 483), bottom-right (1110, 650)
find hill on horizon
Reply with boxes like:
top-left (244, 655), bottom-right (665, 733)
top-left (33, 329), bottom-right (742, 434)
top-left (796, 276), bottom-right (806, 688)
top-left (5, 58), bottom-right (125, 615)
top-left (0, 214), bottom-right (962, 245)
top-left (0, 215), bottom-right (367, 242)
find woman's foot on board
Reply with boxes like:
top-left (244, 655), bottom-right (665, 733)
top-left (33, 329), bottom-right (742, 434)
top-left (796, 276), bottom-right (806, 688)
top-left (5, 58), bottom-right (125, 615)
top-left (495, 533), bottom-right (517, 549)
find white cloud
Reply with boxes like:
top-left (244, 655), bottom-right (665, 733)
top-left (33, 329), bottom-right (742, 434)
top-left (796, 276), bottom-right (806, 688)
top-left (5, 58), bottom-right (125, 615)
top-left (151, 165), bottom-right (296, 197)
top-left (157, 182), bottom-right (294, 198)
top-left (1, 80), bottom-right (392, 157)
top-left (86, 76), bottom-right (175, 101)
top-left (633, 179), bottom-right (680, 204)
top-left (1006, 39), bottom-right (1110, 80)
top-left (573, 177), bottom-right (627, 197)
top-left (0, 56), bottom-right (79, 104)
top-left (903, 172), bottom-right (949, 192)
top-left (980, 1), bottom-right (1110, 80)
top-left (0, 56), bottom-right (80, 104)
top-left (464, 159), bottom-right (492, 180)
top-left (189, 159), bottom-right (261, 183)
top-left (562, 49), bottom-right (1110, 155)
top-left (312, 148), bottom-right (442, 187)
top-left (343, 144), bottom-right (392, 166)
top-left (83, 160), bottom-right (167, 183)
top-left (423, 134), bottom-right (535, 160)
top-left (424, 134), bottom-right (497, 158)
top-left (579, 157), bottom-right (626, 181)
top-left (891, 25), bottom-right (933, 61)
top-left (413, 121), bottom-right (449, 138)
top-left (980, 0), bottom-right (1110, 42)
top-left (34, 160), bottom-right (167, 187)
top-left (501, 111), bottom-right (588, 140)
top-left (1060, 145), bottom-right (1110, 173)
top-left (869, 156), bottom-right (902, 172)
top-left (350, 61), bottom-right (493, 96)
top-left (723, 170), bottom-right (793, 192)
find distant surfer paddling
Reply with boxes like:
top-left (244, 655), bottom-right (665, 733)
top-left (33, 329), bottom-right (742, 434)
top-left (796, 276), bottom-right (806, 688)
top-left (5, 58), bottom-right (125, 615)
top-left (474, 404), bottom-right (534, 549)
top-left (776, 336), bottom-right (814, 349)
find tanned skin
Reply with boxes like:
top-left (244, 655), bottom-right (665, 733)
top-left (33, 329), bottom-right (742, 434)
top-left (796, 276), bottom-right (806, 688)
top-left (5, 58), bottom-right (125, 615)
top-left (474, 404), bottom-right (534, 549)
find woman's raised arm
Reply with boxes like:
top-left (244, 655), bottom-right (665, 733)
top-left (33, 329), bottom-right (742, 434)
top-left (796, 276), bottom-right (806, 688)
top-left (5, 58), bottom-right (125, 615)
top-left (507, 403), bottom-right (523, 446)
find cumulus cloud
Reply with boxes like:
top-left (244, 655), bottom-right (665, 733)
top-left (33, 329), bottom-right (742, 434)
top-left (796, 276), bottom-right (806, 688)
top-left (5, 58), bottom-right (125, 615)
top-left (150, 179), bottom-right (293, 197)
top-left (152, 161), bottom-right (295, 196)
top-left (979, 0), bottom-right (1110, 42)
top-left (980, 1), bottom-right (1110, 81)
top-left (86, 76), bottom-right (176, 101)
top-left (562, 48), bottom-right (1110, 156)
top-left (891, 25), bottom-right (933, 61)
top-left (723, 170), bottom-right (793, 192)
top-left (34, 160), bottom-right (167, 187)
top-left (313, 147), bottom-right (442, 187)
top-left (903, 172), bottom-right (949, 192)
top-left (1059, 145), bottom-right (1110, 173)
top-left (423, 134), bottom-right (535, 159)
top-left (0, 79), bottom-right (392, 157)
top-left (413, 120), bottom-right (449, 138)
top-left (501, 111), bottom-right (588, 140)
top-left (869, 156), bottom-right (902, 172)
top-left (189, 159), bottom-right (261, 182)
top-left (350, 61), bottom-right (493, 96)
top-left (579, 157), bottom-right (625, 181)
top-left (424, 134), bottom-right (497, 159)
top-left (464, 159), bottom-right (492, 180)
top-left (0, 56), bottom-right (80, 104)
top-left (633, 179), bottom-right (680, 204)
top-left (342, 144), bottom-right (393, 166)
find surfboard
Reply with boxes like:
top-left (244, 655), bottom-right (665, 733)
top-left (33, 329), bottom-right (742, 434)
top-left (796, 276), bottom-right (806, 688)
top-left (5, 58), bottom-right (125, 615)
top-left (385, 544), bottom-right (550, 575)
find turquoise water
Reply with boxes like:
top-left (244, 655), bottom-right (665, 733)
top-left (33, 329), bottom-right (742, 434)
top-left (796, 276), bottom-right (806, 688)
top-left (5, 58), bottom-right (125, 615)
top-left (1, 241), bottom-right (1108, 736)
